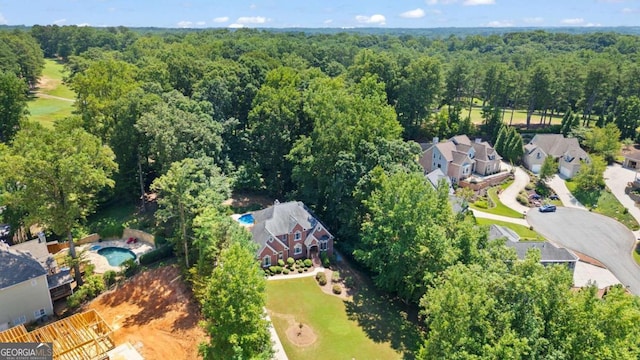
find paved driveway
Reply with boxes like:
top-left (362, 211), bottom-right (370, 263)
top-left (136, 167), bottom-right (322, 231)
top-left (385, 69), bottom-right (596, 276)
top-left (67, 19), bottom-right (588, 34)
top-left (527, 207), bottom-right (640, 295)
top-left (604, 164), bottom-right (640, 237)
top-left (546, 175), bottom-right (586, 210)
top-left (498, 164), bottom-right (530, 214)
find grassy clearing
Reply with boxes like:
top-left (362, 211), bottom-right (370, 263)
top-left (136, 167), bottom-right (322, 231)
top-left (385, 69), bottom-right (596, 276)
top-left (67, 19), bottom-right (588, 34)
top-left (633, 248), bottom-right (640, 266)
top-left (266, 276), bottom-right (419, 360)
top-left (79, 202), bottom-right (153, 239)
top-left (476, 217), bottom-right (545, 241)
top-left (467, 106), bottom-right (564, 126)
top-left (565, 181), bottom-right (640, 231)
top-left (28, 59), bottom-right (75, 128)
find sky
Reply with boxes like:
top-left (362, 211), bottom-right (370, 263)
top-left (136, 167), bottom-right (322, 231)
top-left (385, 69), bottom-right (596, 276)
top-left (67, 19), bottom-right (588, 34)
top-left (0, 0), bottom-right (638, 29)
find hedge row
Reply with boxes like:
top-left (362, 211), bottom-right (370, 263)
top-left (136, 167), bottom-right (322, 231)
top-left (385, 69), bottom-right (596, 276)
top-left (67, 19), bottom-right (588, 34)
top-left (139, 245), bottom-right (174, 265)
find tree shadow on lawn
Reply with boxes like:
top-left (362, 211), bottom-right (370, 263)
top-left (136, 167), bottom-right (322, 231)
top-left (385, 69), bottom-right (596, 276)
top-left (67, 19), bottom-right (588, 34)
top-left (339, 262), bottom-right (422, 359)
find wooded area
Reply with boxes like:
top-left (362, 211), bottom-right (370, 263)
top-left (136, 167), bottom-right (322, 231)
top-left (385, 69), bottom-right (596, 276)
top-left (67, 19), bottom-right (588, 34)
top-left (2, 26), bottom-right (640, 358)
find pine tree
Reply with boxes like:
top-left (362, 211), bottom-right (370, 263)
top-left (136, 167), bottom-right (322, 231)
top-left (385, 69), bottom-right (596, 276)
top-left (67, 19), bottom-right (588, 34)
top-left (494, 125), bottom-right (506, 156)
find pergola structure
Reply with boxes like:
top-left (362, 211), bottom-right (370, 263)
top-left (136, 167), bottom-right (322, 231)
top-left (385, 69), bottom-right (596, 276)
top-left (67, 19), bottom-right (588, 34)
top-left (0, 310), bottom-right (114, 360)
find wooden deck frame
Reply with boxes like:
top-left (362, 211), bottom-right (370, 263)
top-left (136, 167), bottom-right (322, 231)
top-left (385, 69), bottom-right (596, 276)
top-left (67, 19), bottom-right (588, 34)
top-left (0, 310), bottom-right (114, 360)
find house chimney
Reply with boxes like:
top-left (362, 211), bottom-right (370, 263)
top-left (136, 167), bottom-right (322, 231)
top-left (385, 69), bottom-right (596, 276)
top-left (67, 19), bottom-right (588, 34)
top-left (475, 138), bottom-right (482, 144)
top-left (274, 199), bottom-right (280, 205)
top-left (433, 137), bottom-right (439, 144)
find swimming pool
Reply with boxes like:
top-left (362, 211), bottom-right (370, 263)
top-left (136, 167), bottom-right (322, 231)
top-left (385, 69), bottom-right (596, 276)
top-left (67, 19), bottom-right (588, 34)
top-left (237, 213), bottom-right (254, 225)
top-left (97, 247), bottom-right (137, 267)
top-left (89, 245), bottom-right (102, 251)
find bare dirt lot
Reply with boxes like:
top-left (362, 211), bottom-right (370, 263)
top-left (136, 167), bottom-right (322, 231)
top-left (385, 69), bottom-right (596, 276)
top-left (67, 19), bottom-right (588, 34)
top-left (87, 265), bottom-right (206, 359)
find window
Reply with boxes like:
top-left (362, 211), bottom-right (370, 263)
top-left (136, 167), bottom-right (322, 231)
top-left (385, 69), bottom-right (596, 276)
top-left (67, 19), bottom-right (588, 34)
top-left (536, 152), bottom-right (541, 159)
top-left (278, 252), bottom-right (283, 260)
top-left (433, 153), bottom-right (436, 159)
top-left (263, 255), bottom-right (271, 267)
top-left (294, 231), bottom-right (301, 241)
top-left (13, 315), bottom-right (26, 326)
top-left (320, 241), bottom-right (328, 251)
top-left (294, 244), bottom-right (302, 255)
top-left (282, 234), bottom-right (288, 242)
top-left (33, 309), bottom-right (45, 319)
top-left (268, 237), bottom-right (273, 243)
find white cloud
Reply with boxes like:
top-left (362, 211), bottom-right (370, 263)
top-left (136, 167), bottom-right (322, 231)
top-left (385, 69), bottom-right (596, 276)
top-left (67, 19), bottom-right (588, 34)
top-left (463, 0), bottom-right (495, 5)
top-left (487, 20), bottom-right (514, 27)
top-left (53, 18), bottom-right (67, 25)
top-left (213, 16), bottom-right (229, 23)
top-left (324, 19), bottom-right (333, 24)
top-left (523, 17), bottom-right (544, 23)
top-left (228, 23), bottom-right (244, 28)
top-left (0, 13), bottom-right (6, 25)
top-left (561, 18), bottom-right (584, 25)
top-left (355, 14), bottom-right (386, 25)
top-left (426, 0), bottom-right (457, 4)
top-left (177, 20), bottom-right (193, 28)
top-left (585, 22), bottom-right (602, 27)
top-left (400, 8), bottom-right (426, 19)
top-left (237, 16), bottom-right (267, 24)
top-left (196, 21), bottom-right (206, 26)
top-left (77, 23), bottom-right (91, 27)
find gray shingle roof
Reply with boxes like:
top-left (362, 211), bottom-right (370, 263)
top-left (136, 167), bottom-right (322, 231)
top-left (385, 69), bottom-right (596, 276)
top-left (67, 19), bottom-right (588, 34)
top-left (506, 241), bottom-right (578, 262)
top-left (488, 224), bottom-right (521, 243)
top-left (0, 242), bottom-right (47, 289)
top-left (528, 134), bottom-right (588, 163)
top-left (250, 201), bottom-right (317, 251)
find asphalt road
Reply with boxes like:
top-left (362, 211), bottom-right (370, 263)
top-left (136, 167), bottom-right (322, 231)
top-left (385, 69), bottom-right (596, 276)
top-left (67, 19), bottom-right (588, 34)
top-left (527, 207), bottom-right (640, 295)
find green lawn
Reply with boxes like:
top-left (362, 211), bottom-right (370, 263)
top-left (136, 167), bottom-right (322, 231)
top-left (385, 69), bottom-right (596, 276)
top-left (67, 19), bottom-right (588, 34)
top-left (476, 218), bottom-right (545, 241)
top-left (468, 106), bottom-right (564, 126)
top-left (266, 277), bottom-right (420, 360)
top-left (28, 59), bottom-right (75, 128)
top-left (470, 185), bottom-right (524, 219)
top-left (565, 181), bottom-right (640, 231)
top-left (633, 248), bottom-right (640, 266)
top-left (79, 202), bottom-right (154, 239)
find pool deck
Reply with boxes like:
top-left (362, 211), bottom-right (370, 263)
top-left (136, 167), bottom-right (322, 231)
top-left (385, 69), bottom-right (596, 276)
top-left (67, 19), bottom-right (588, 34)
top-left (79, 239), bottom-right (154, 274)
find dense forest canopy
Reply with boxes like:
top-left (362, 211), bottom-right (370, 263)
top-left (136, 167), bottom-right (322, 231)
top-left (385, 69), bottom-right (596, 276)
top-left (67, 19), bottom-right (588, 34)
top-left (2, 25), bottom-right (640, 358)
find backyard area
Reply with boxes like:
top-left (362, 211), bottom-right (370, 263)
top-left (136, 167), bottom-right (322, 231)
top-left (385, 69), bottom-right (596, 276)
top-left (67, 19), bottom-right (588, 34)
top-left (476, 218), bottom-right (545, 241)
top-left (470, 181), bottom-right (524, 218)
top-left (86, 265), bottom-right (205, 360)
top-left (266, 262), bottom-right (421, 360)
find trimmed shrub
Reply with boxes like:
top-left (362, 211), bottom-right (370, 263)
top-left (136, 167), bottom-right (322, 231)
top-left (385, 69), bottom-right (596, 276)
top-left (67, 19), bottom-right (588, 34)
top-left (525, 183), bottom-right (535, 190)
top-left (269, 266), bottom-right (283, 274)
top-left (121, 259), bottom-right (139, 278)
top-left (320, 252), bottom-right (330, 268)
top-left (316, 272), bottom-right (327, 286)
top-left (332, 271), bottom-right (340, 283)
top-left (66, 275), bottom-right (105, 309)
top-left (282, 268), bottom-right (290, 275)
top-left (474, 200), bottom-right (489, 209)
top-left (139, 245), bottom-right (174, 265)
top-left (303, 259), bottom-right (313, 268)
top-left (278, 259), bottom-right (285, 267)
top-left (332, 284), bottom-right (342, 294)
top-left (517, 195), bottom-right (529, 205)
top-left (297, 269), bottom-right (303, 273)
top-left (103, 270), bottom-right (116, 287)
top-left (295, 259), bottom-right (302, 266)
top-left (287, 257), bottom-right (295, 266)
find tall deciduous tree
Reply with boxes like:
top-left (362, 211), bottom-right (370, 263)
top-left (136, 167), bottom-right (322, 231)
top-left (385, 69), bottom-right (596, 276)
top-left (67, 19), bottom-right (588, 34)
top-left (574, 155), bottom-right (606, 192)
top-left (616, 96), bottom-right (640, 141)
top-left (525, 64), bottom-right (551, 129)
top-left (0, 72), bottom-right (28, 143)
top-left (583, 123), bottom-right (621, 162)
top-left (0, 121), bottom-right (117, 285)
top-left (151, 157), bottom-right (230, 268)
top-left (199, 241), bottom-right (272, 360)
top-left (539, 156), bottom-right (558, 183)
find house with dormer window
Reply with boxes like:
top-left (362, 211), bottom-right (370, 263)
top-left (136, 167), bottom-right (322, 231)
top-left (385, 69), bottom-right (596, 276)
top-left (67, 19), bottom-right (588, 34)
top-left (523, 134), bottom-right (589, 178)
top-left (419, 135), bottom-right (502, 183)
top-left (249, 201), bottom-right (334, 268)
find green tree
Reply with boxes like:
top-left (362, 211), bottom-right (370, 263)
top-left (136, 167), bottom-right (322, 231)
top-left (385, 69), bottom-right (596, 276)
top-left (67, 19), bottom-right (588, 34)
top-left (199, 241), bottom-right (272, 360)
top-left (539, 155), bottom-right (558, 183)
top-left (151, 157), bottom-right (231, 268)
top-left (0, 122), bottom-right (117, 285)
top-left (525, 63), bottom-right (551, 129)
top-left (574, 155), bottom-right (606, 192)
top-left (583, 123), bottom-right (621, 162)
top-left (616, 96), bottom-right (640, 141)
top-left (0, 72), bottom-right (28, 143)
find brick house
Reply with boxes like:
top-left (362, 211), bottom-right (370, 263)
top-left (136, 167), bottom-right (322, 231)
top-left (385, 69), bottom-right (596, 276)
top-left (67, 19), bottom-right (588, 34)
top-left (249, 201), bottom-right (334, 268)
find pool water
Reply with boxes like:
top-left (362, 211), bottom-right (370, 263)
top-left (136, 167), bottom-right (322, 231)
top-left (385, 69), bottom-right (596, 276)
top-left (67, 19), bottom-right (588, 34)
top-left (238, 213), bottom-right (254, 225)
top-left (97, 247), bottom-right (137, 267)
top-left (89, 245), bottom-right (102, 251)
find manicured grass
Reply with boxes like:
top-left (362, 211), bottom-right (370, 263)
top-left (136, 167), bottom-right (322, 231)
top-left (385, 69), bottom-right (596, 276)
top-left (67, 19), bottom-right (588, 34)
top-left (468, 106), bottom-right (564, 126)
top-left (266, 277), bottom-right (419, 360)
top-left (470, 185), bottom-right (525, 219)
top-left (565, 181), bottom-right (640, 231)
top-left (28, 59), bottom-right (75, 128)
top-left (82, 202), bottom-right (153, 238)
top-left (27, 97), bottom-right (73, 128)
top-left (633, 248), bottom-right (640, 267)
top-left (476, 217), bottom-right (545, 241)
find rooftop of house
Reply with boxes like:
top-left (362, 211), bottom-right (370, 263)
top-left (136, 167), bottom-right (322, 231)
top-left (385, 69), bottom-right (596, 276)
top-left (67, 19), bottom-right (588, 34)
top-left (425, 168), bottom-right (454, 195)
top-left (505, 241), bottom-right (579, 262)
top-left (488, 224), bottom-right (521, 243)
top-left (11, 239), bottom-right (56, 271)
top-left (0, 242), bottom-right (47, 289)
top-left (250, 201), bottom-right (325, 250)
top-left (623, 146), bottom-right (640, 162)
top-left (525, 134), bottom-right (588, 163)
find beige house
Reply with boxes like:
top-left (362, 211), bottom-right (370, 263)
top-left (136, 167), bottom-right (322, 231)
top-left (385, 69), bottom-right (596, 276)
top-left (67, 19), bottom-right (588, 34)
top-left (523, 134), bottom-right (589, 178)
top-left (419, 135), bottom-right (502, 183)
top-left (623, 147), bottom-right (640, 170)
top-left (0, 242), bottom-right (54, 331)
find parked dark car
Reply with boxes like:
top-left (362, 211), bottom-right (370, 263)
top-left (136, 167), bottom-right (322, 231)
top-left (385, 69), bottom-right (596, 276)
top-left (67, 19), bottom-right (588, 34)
top-left (549, 195), bottom-right (559, 200)
top-left (529, 193), bottom-right (541, 200)
top-left (539, 204), bottom-right (557, 213)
